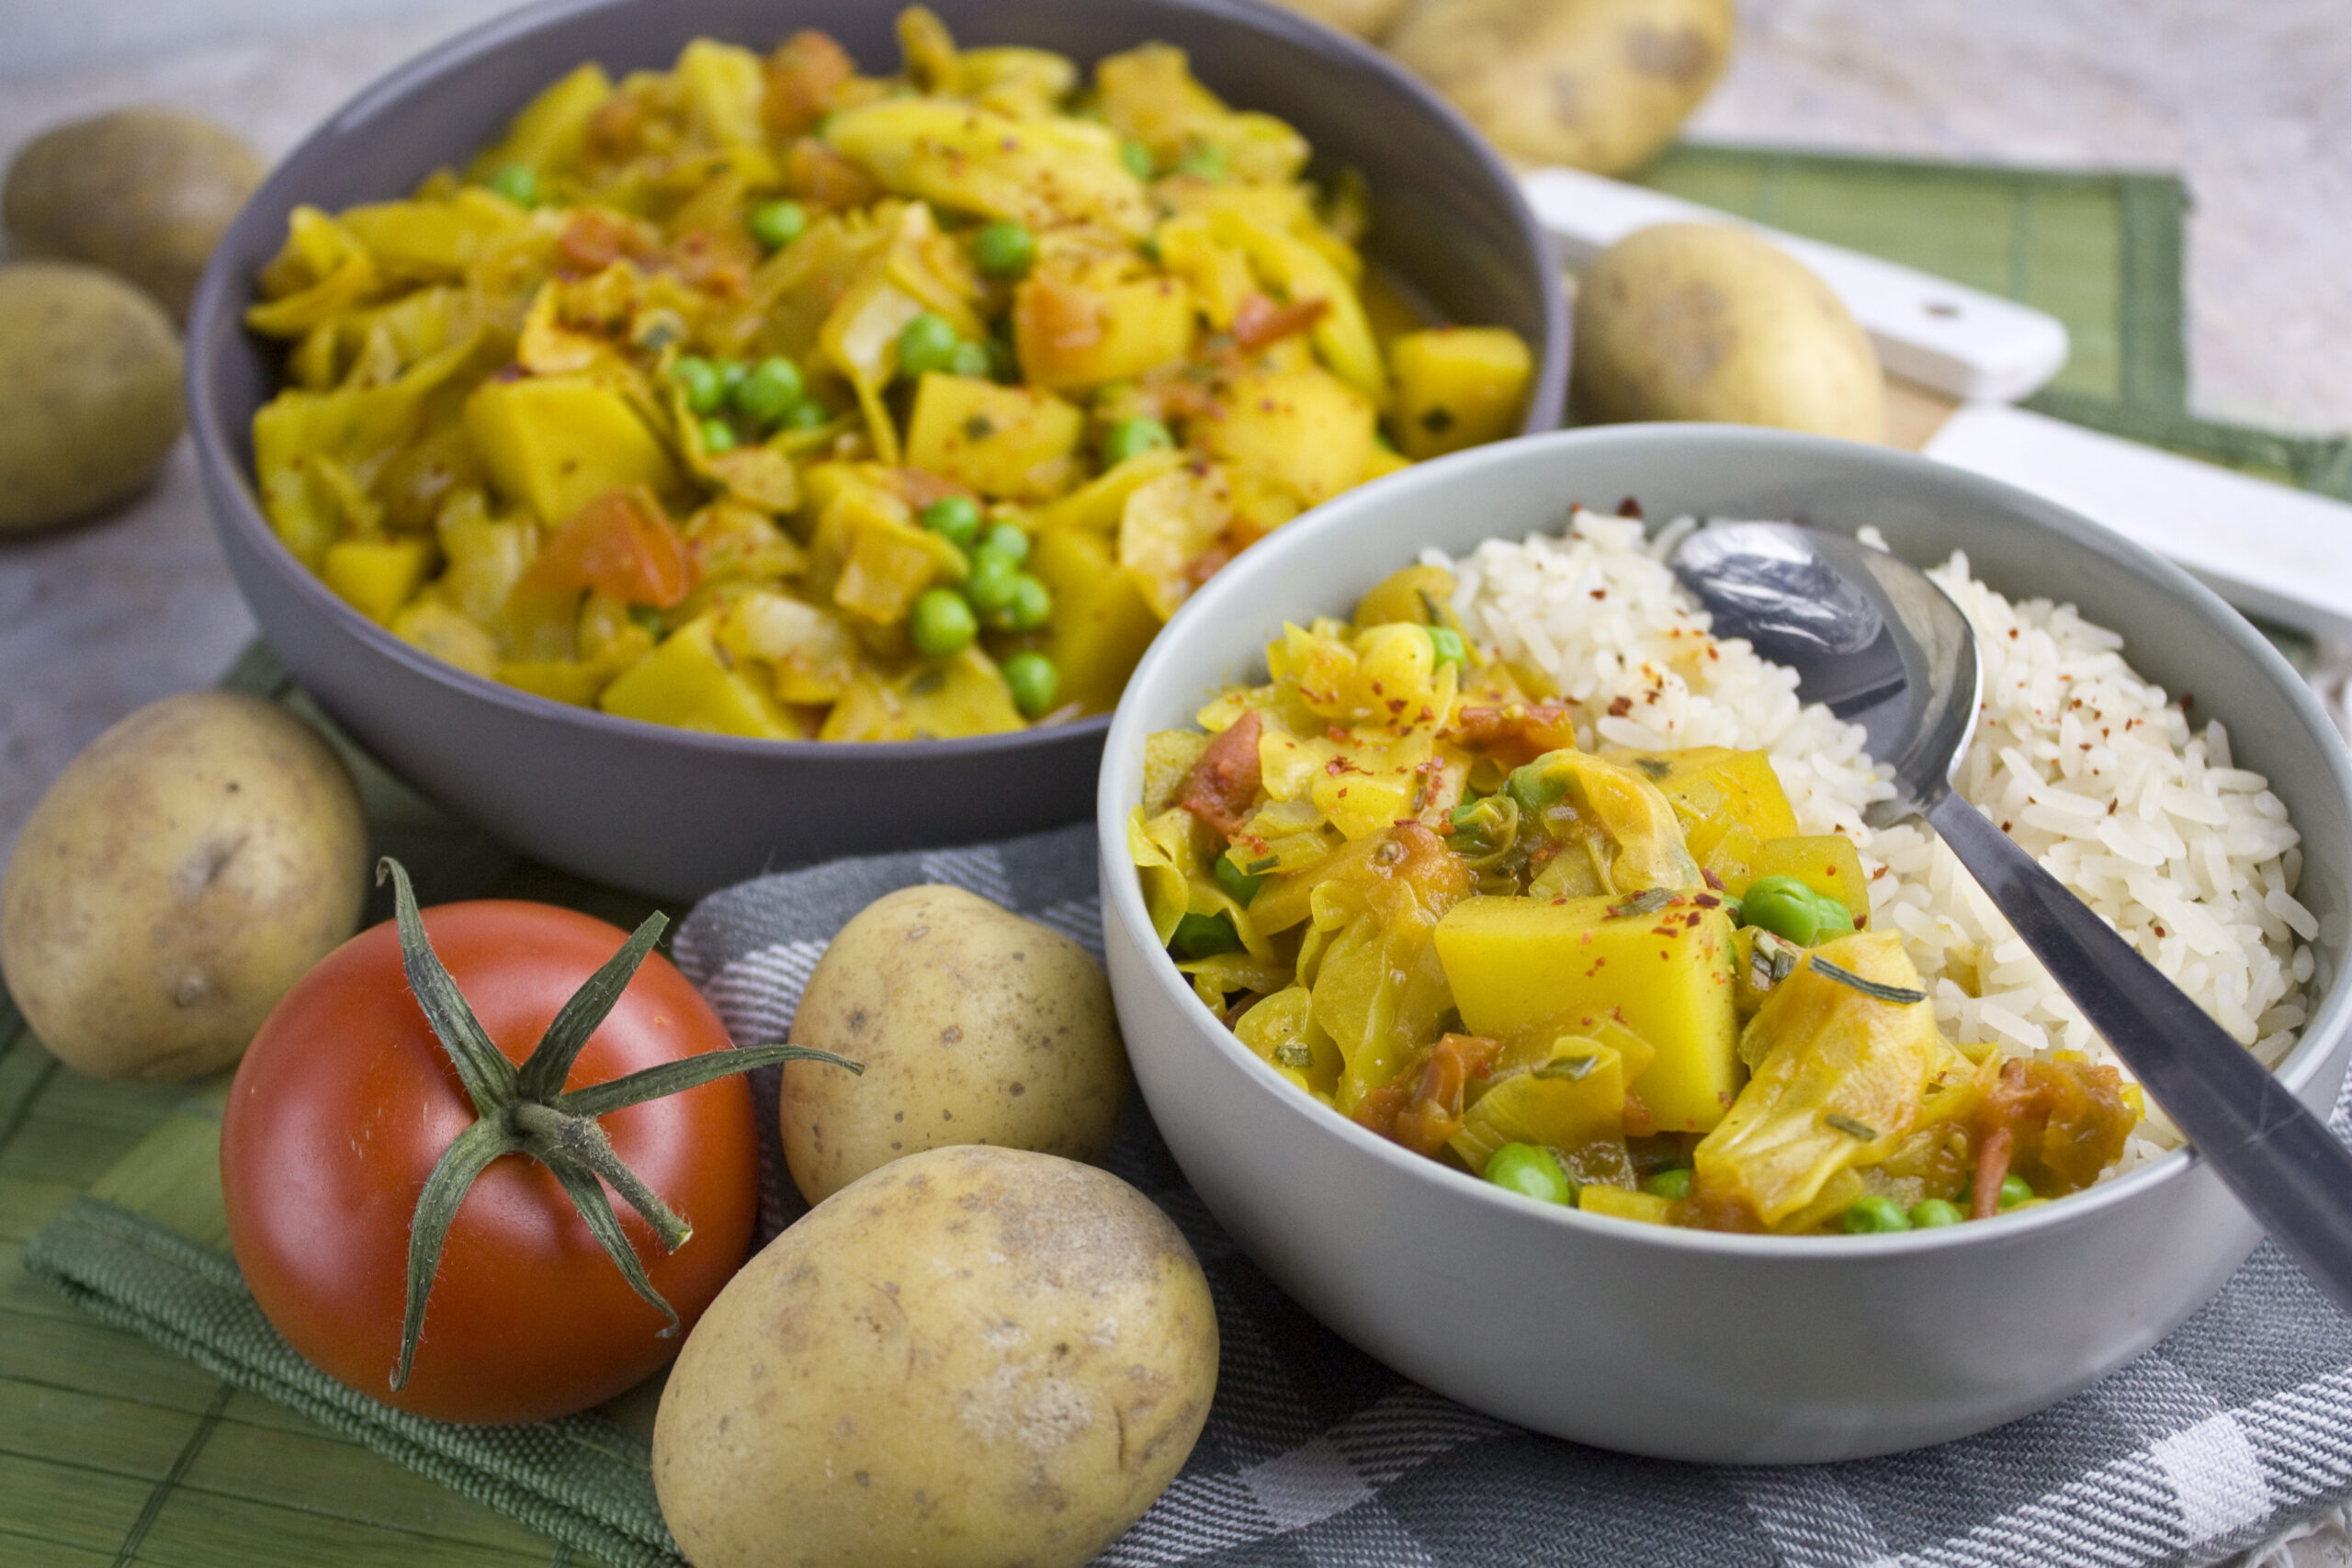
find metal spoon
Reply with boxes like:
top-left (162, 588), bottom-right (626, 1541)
top-left (1672, 521), bottom-right (2352, 1312)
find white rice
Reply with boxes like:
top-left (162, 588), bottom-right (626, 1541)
top-left (1434, 509), bottom-right (2313, 1167)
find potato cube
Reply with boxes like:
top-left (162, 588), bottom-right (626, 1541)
top-left (1433, 891), bottom-right (1740, 1134)
top-left (321, 536), bottom-right (434, 624)
top-left (1388, 327), bottom-right (1532, 460)
top-left (1013, 272), bottom-right (1197, 392)
top-left (1029, 526), bottom-right (1160, 714)
top-left (1749, 835), bottom-right (1871, 928)
top-left (465, 374), bottom-right (680, 525)
top-left (1200, 366), bottom-right (1374, 506)
top-left (599, 615), bottom-right (801, 739)
top-left (903, 374), bottom-right (1083, 501)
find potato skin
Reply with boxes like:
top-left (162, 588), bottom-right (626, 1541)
top-left (1266, 0), bottom-right (1412, 38)
top-left (0, 692), bottom-right (368, 1080)
top-left (0, 263), bottom-right (185, 534)
top-left (1570, 222), bottom-right (1883, 440)
top-left (783, 884), bottom-right (1129, 1202)
top-left (4, 109), bottom-right (266, 323)
top-left (652, 1145), bottom-right (1217, 1568)
top-left (1387, 0), bottom-right (1735, 175)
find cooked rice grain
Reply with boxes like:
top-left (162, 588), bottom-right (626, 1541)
top-left (1437, 511), bottom-right (2311, 1161)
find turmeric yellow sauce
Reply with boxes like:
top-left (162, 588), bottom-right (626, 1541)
top-left (1131, 565), bottom-right (2143, 1235)
top-left (245, 7), bottom-right (1534, 741)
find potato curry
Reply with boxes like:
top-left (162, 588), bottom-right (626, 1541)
top-left (1130, 566), bottom-right (2142, 1235)
top-left (243, 7), bottom-right (1533, 740)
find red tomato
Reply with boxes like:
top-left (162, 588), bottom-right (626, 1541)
top-left (220, 899), bottom-right (756, 1425)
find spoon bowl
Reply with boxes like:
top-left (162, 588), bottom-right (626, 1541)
top-left (1673, 519), bottom-right (2352, 1314)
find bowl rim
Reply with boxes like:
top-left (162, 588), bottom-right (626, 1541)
top-left (182, 0), bottom-right (1569, 765)
top-left (1097, 422), bottom-right (2352, 1261)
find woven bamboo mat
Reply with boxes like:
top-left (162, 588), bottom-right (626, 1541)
top-left (4, 143), bottom-right (2346, 1567)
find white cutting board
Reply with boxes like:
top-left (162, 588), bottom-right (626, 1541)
top-left (1924, 404), bottom-right (2352, 643)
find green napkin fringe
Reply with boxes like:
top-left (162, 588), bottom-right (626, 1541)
top-left (22, 1195), bottom-right (686, 1568)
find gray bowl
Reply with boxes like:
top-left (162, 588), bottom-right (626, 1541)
top-left (1097, 424), bottom-right (2352, 1462)
top-left (185, 0), bottom-right (1566, 901)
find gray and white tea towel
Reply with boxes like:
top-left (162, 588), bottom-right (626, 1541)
top-left (673, 825), bottom-right (2352, 1568)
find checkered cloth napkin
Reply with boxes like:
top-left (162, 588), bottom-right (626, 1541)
top-left (675, 823), bottom-right (2352, 1568)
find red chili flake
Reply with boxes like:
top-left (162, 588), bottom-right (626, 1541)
top-left (1694, 893), bottom-right (1721, 908)
top-left (2008, 628), bottom-right (2019, 639)
top-left (1607, 695), bottom-right (1634, 717)
top-left (1590, 589), bottom-right (1609, 601)
top-left (2107, 800), bottom-right (2118, 815)
top-left (2001, 821), bottom-right (2013, 832)
top-left (1702, 866), bottom-right (1725, 891)
top-left (2154, 923), bottom-right (2168, 937)
top-left (2181, 693), bottom-right (2195, 711)
top-left (1684, 911), bottom-right (1704, 928)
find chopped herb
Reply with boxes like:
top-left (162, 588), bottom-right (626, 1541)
top-left (907, 668), bottom-right (946, 696)
top-left (1273, 1041), bottom-right (1314, 1069)
top-left (1811, 957), bottom-right (1928, 1005)
top-left (1246, 856), bottom-right (1278, 874)
top-left (1534, 1054), bottom-right (1600, 1082)
top-left (1826, 1112), bottom-right (1879, 1141)
top-left (1606, 887), bottom-right (1675, 919)
top-left (1417, 587), bottom-right (1444, 626)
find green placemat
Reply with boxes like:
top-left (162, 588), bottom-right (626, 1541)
top-left (2, 649), bottom-right (672, 1568)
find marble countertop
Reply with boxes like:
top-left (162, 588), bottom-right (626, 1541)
top-left (1, 6), bottom-right (2347, 1555)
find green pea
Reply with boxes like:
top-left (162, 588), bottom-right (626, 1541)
top-left (908, 588), bottom-right (978, 658)
top-left (1485, 1144), bottom-right (1576, 1206)
top-left (1909, 1199), bottom-right (1965, 1228)
top-left (999, 573), bottom-right (1052, 632)
top-left (920, 496), bottom-right (983, 548)
top-left (670, 355), bottom-right (724, 415)
top-left (1102, 416), bottom-right (1174, 467)
top-left (1002, 650), bottom-right (1060, 718)
top-left (1737, 875), bottom-right (1845, 946)
top-left (699, 418), bottom-right (738, 453)
top-left (1215, 850), bottom-right (1269, 906)
top-left (1120, 140), bottom-right (1156, 179)
top-left (1504, 755), bottom-right (1571, 817)
top-left (970, 220), bottom-right (1036, 277)
top-left (1642, 1167), bottom-right (1692, 1201)
top-left (1427, 626), bottom-right (1466, 669)
top-left (1844, 1195), bottom-right (1912, 1234)
top-left (982, 522), bottom-right (1030, 564)
top-left (1998, 1175), bottom-right (2033, 1211)
top-left (1176, 141), bottom-right (1227, 180)
top-left (486, 164), bottom-right (538, 208)
top-left (897, 312), bottom-right (960, 378)
top-left (964, 550), bottom-right (1021, 614)
top-left (781, 399), bottom-right (831, 431)
top-left (948, 339), bottom-right (994, 379)
top-left (731, 356), bottom-right (805, 423)
top-left (747, 198), bottom-right (808, 252)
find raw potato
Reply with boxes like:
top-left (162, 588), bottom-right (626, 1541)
top-left (784, 884), bottom-right (1129, 1202)
top-left (0, 263), bottom-right (185, 534)
top-left (653, 1145), bottom-right (1217, 1568)
top-left (1386, 0), bottom-right (1735, 175)
top-left (0, 693), bottom-right (368, 1080)
top-left (5, 108), bottom-right (266, 322)
top-left (1569, 222), bottom-right (1883, 440)
top-left (1267, 0), bottom-right (1412, 38)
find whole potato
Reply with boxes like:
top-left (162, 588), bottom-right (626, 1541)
top-left (1387, 0), bottom-right (1735, 175)
top-left (1, 692), bottom-right (368, 1080)
top-left (653, 1145), bottom-right (1217, 1568)
top-left (5, 108), bottom-right (266, 322)
top-left (1570, 222), bottom-right (1883, 440)
top-left (0, 263), bottom-right (185, 534)
top-left (783, 884), bottom-right (1128, 1202)
top-left (1268, 0), bottom-right (1412, 38)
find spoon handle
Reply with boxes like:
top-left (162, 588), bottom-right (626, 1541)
top-left (1926, 789), bottom-right (2352, 1316)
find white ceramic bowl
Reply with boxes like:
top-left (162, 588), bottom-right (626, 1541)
top-left (1096, 425), bottom-right (2352, 1463)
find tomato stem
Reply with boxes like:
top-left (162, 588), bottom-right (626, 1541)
top-left (375, 857), bottom-right (864, 1396)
